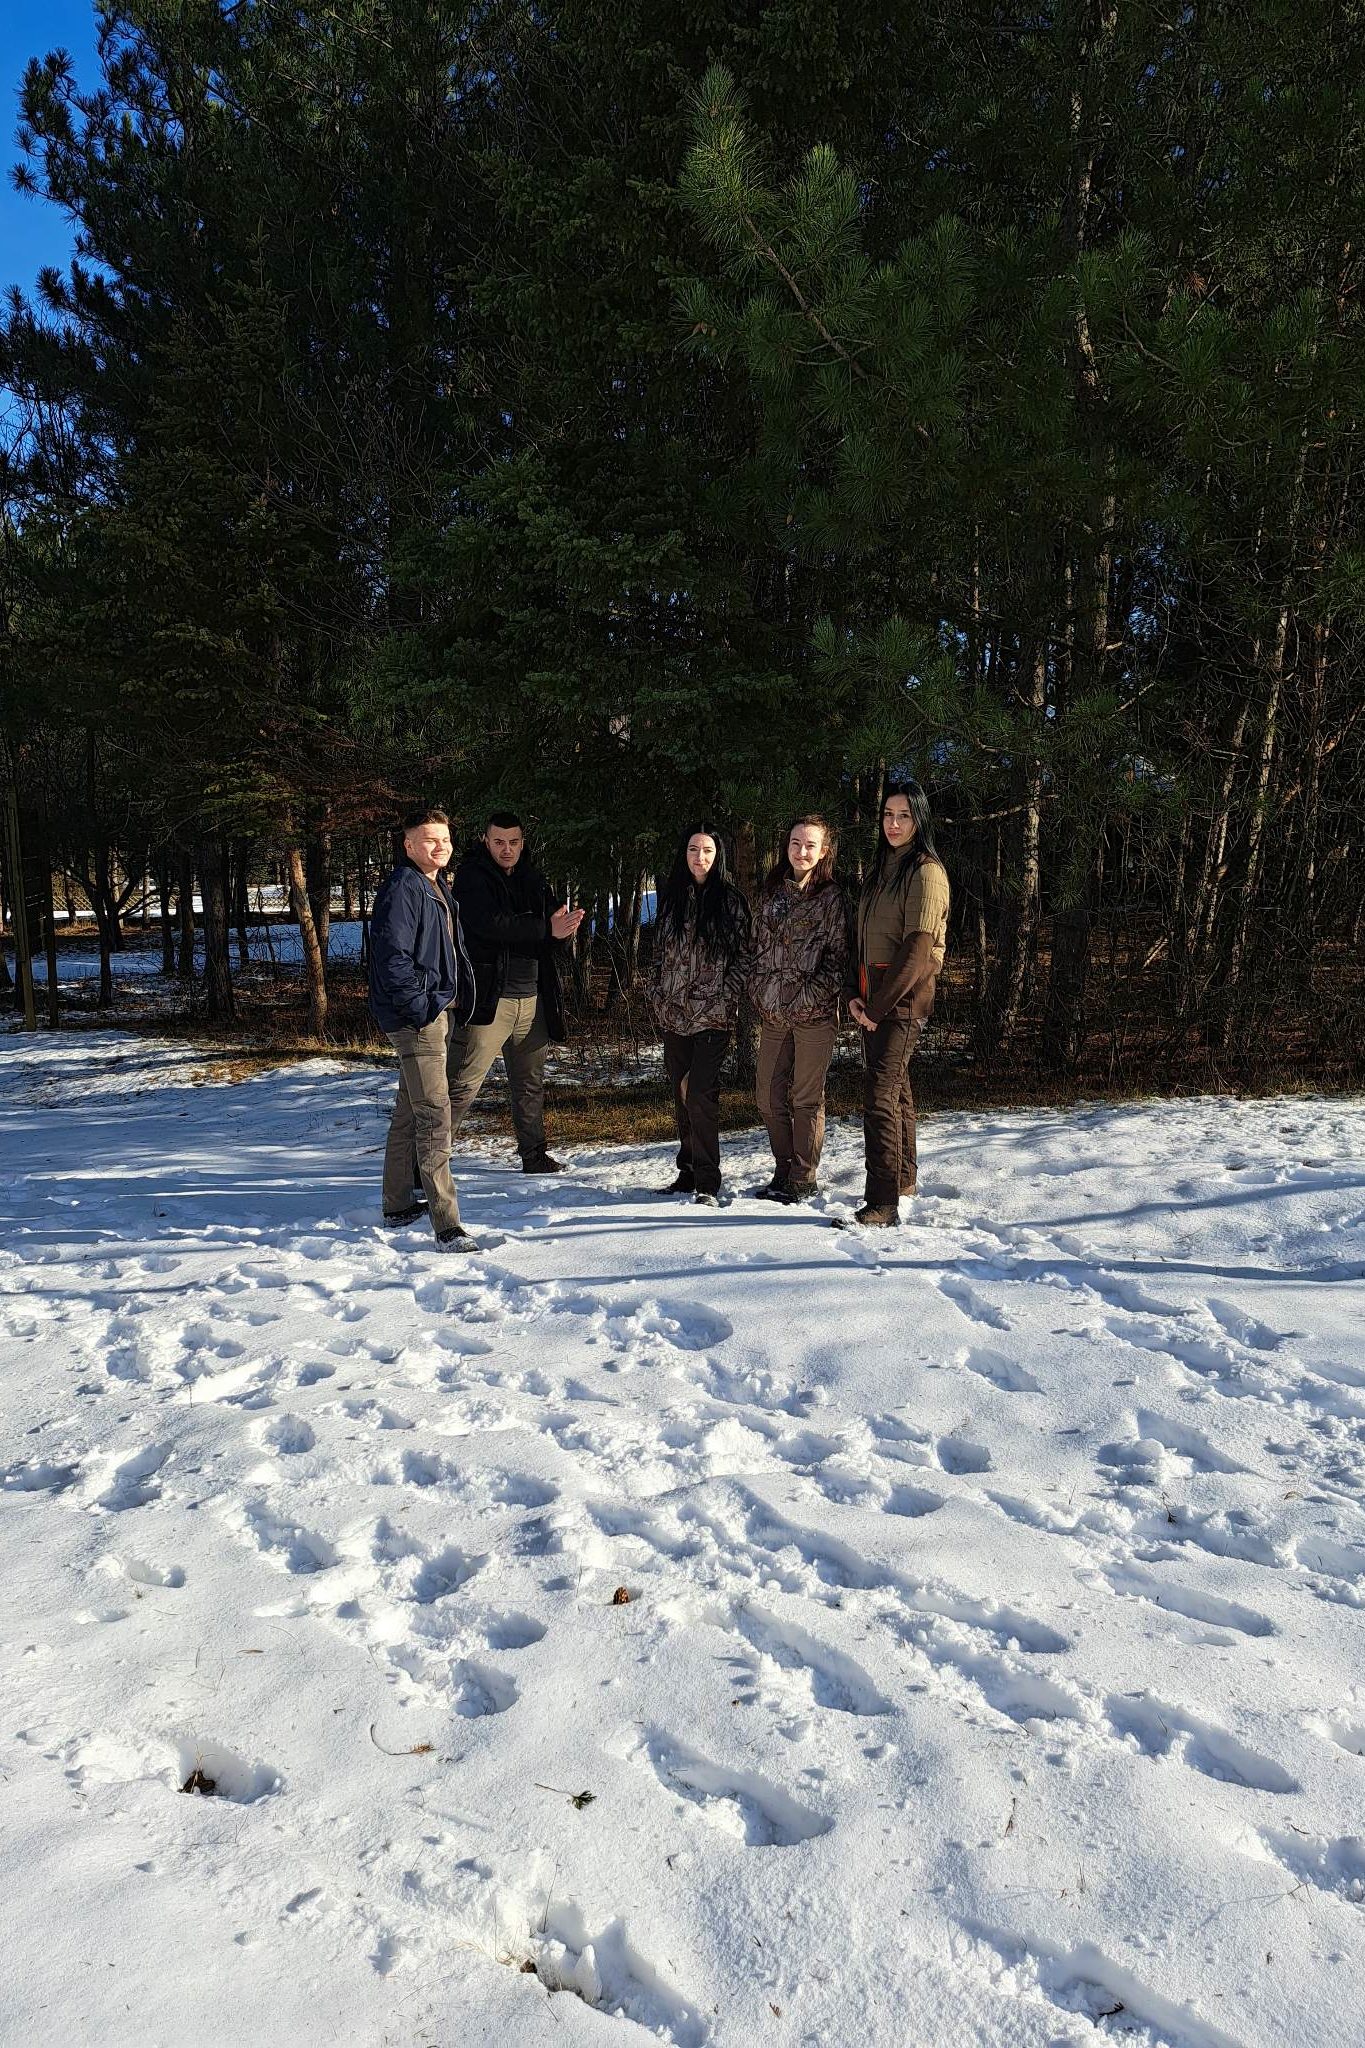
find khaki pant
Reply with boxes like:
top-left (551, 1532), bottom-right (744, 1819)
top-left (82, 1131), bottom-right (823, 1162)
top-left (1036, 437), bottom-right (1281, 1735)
top-left (756, 1017), bottom-right (838, 1183)
top-left (446, 995), bottom-right (550, 1157)
top-left (862, 1013), bottom-right (922, 1206)
top-left (382, 1011), bottom-right (462, 1234)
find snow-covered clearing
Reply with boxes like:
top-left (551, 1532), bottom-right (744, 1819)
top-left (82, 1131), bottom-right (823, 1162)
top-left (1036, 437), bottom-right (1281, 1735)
top-left (2, 1031), bottom-right (1363, 2048)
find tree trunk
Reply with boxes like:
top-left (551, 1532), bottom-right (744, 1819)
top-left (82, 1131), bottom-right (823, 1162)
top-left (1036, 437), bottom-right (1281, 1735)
top-left (156, 854), bottom-right (176, 975)
top-left (305, 832), bottom-right (331, 967)
top-left (286, 842), bottom-right (328, 1037)
top-left (732, 819), bottom-right (760, 1085)
top-left (91, 841), bottom-right (117, 1007)
top-left (198, 839), bottom-right (236, 1021)
top-left (233, 839), bottom-right (252, 968)
top-left (976, 644), bottom-right (1046, 1058)
top-left (2, 763), bottom-right (37, 1029)
top-left (1222, 605), bottom-right (1290, 1020)
top-left (177, 845), bottom-right (197, 981)
top-left (37, 800), bottom-right (60, 1029)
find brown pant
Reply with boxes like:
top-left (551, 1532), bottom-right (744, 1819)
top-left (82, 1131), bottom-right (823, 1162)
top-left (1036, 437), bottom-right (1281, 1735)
top-left (756, 1017), bottom-right (838, 1183)
top-left (382, 1011), bottom-right (462, 1234)
top-left (862, 1012), bottom-right (922, 1206)
top-left (446, 995), bottom-right (550, 1158)
top-left (662, 1028), bottom-right (728, 1194)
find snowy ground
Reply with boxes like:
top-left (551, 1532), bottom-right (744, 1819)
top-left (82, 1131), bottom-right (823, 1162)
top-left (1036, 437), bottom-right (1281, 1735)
top-left (2, 1032), bottom-right (1363, 2048)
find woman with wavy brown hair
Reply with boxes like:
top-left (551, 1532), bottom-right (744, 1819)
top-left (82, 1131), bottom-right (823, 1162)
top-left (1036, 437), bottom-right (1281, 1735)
top-left (747, 814), bottom-right (849, 1204)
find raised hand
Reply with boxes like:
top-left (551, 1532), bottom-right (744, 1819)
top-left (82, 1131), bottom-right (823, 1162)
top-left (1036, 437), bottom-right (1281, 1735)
top-left (551, 903), bottom-right (586, 941)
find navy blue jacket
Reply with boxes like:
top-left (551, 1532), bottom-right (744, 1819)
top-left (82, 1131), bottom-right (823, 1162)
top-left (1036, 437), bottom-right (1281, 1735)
top-left (368, 858), bottom-right (476, 1034)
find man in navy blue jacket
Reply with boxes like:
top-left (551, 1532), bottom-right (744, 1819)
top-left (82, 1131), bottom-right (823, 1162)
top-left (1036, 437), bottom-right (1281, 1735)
top-left (368, 808), bottom-right (478, 1250)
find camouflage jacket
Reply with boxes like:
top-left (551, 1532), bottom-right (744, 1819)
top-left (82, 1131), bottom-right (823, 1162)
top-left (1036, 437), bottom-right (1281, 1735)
top-left (649, 888), bottom-right (750, 1035)
top-left (747, 880), bottom-right (849, 1027)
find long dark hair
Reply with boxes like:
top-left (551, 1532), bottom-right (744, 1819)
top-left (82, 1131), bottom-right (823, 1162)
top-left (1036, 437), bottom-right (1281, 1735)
top-left (657, 823), bottom-right (747, 958)
top-left (763, 814), bottom-right (839, 898)
top-left (867, 780), bottom-right (940, 892)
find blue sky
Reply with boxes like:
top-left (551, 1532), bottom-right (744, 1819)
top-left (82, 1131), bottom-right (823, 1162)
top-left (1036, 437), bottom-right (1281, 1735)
top-left (0, 0), bottom-right (101, 295)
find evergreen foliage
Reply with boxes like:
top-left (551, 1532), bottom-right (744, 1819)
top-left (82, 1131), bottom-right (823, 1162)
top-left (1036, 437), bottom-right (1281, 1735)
top-left (2, 0), bottom-right (1361, 1070)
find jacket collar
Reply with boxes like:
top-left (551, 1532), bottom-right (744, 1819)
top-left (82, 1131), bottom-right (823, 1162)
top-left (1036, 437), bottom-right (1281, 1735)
top-left (466, 841), bottom-right (531, 888)
top-left (401, 854), bottom-right (453, 896)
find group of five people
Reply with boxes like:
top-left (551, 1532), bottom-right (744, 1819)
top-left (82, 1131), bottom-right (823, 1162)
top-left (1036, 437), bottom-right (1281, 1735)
top-left (368, 786), bottom-right (949, 1250)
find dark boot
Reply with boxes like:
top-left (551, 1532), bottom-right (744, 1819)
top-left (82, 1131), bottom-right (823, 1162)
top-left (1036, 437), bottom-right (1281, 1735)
top-left (435, 1225), bottom-right (480, 1254)
top-left (853, 1202), bottom-right (899, 1227)
top-left (753, 1173), bottom-right (790, 1202)
top-left (661, 1171), bottom-right (695, 1195)
top-left (785, 1178), bottom-right (819, 1203)
top-left (521, 1150), bottom-right (565, 1174)
top-left (382, 1201), bottom-right (428, 1227)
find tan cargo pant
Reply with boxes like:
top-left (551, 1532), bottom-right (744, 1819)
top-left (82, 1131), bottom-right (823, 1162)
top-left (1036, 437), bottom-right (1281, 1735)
top-left (446, 995), bottom-right (550, 1158)
top-left (756, 1017), bottom-right (838, 1183)
top-left (382, 1010), bottom-right (462, 1234)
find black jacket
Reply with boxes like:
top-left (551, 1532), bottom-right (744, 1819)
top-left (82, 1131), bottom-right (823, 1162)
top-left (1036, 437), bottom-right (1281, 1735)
top-left (451, 842), bottom-right (567, 1040)
top-left (368, 858), bottom-right (476, 1034)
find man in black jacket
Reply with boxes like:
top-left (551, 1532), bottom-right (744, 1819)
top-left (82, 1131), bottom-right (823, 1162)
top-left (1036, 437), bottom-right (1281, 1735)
top-left (447, 810), bottom-right (583, 1171)
top-left (368, 807), bottom-right (478, 1250)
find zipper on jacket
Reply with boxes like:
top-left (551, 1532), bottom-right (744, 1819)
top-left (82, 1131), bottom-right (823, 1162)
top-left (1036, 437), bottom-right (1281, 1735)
top-left (452, 897), bottom-right (477, 1024)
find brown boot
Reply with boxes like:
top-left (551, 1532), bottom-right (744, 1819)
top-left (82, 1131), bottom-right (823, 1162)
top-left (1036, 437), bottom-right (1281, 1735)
top-left (853, 1203), bottom-right (900, 1228)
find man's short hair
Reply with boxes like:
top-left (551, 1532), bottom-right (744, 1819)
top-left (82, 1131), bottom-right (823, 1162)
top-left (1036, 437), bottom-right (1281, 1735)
top-left (486, 810), bottom-right (523, 832)
top-left (402, 806), bottom-right (450, 833)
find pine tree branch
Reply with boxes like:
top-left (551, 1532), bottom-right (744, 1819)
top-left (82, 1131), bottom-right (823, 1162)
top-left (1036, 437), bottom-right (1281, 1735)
top-left (731, 203), bottom-right (933, 447)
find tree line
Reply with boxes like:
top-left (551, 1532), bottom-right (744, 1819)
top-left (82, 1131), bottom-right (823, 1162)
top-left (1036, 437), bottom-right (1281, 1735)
top-left (3, 2), bottom-right (1362, 1078)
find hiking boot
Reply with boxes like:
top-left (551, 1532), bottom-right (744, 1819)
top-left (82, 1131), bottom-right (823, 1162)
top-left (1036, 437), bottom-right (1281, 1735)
top-left (521, 1150), bottom-right (565, 1174)
top-left (785, 1178), bottom-right (819, 1203)
top-left (382, 1201), bottom-right (429, 1228)
top-left (853, 1203), bottom-right (899, 1228)
top-left (693, 1190), bottom-right (720, 1208)
top-left (435, 1225), bottom-right (480, 1254)
top-left (753, 1175), bottom-right (790, 1202)
top-left (661, 1173), bottom-right (695, 1195)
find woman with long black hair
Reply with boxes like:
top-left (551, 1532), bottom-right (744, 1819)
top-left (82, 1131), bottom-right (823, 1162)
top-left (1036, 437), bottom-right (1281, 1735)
top-left (845, 781), bottom-right (950, 1227)
top-left (648, 824), bottom-right (751, 1205)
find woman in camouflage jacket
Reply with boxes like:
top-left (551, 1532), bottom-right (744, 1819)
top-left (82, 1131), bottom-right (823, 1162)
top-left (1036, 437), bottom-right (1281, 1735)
top-left (648, 824), bottom-right (750, 1205)
top-left (748, 816), bottom-right (849, 1202)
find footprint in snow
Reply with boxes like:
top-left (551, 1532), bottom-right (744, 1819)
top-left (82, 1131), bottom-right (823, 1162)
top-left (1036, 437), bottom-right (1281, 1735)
top-left (253, 1414), bottom-right (316, 1456)
top-left (1258, 1830), bottom-right (1365, 1903)
top-left (451, 1660), bottom-right (518, 1717)
top-left (621, 1725), bottom-right (833, 1846)
top-left (728, 1602), bottom-right (892, 1716)
top-left (958, 1347), bottom-right (1041, 1394)
top-left (4, 1457), bottom-right (83, 1495)
top-left (1097, 1563), bottom-right (1276, 1639)
top-left (95, 1441), bottom-right (173, 1512)
top-left (935, 1274), bottom-right (1012, 1331)
top-left (935, 1435), bottom-right (992, 1476)
top-left (293, 1360), bottom-right (336, 1387)
top-left (1105, 1693), bottom-right (1297, 1792)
